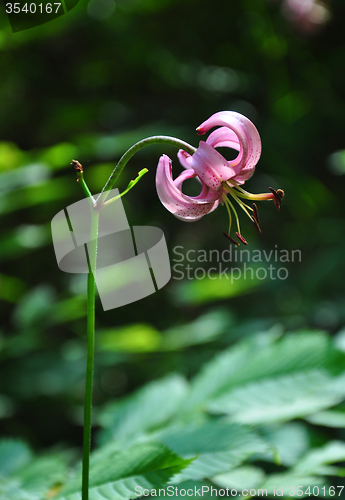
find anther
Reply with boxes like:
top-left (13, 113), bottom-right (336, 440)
top-left (269, 187), bottom-right (283, 211)
top-left (252, 203), bottom-right (260, 223)
top-left (277, 189), bottom-right (285, 200)
top-left (251, 216), bottom-right (262, 233)
top-left (236, 232), bottom-right (248, 245)
top-left (223, 232), bottom-right (240, 245)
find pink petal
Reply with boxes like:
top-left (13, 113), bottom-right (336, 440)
top-left (156, 154), bottom-right (221, 221)
top-left (206, 126), bottom-right (241, 152)
top-left (197, 111), bottom-right (261, 182)
top-left (184, 141), bottom-right (237, 191)
top-left (177, 149), bottom-right (192, 170)
top-left (173, 168), bottom-right (197, 189)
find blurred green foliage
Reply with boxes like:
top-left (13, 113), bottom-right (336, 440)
top-left (2, 331), bottom-right (345, 498)
top-left (1, 0), bottom-right (345, 496)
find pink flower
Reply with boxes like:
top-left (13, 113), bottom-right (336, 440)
top-left (156, 111), bottom-right (284, 244)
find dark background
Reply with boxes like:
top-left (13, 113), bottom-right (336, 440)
top-left (1, 0), bottom-right (345, 451)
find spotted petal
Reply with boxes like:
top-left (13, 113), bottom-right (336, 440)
top-left (156, 154), bottom-right (221, 221)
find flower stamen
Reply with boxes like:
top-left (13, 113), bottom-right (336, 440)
top-left (227, 197), bottom-right (242, 235)
top-left (252, 203), bottom-right (259, 223)
top-left (251, 203), bottom-right (261, 233)
top-left (222, 193), bottom-right (248, 244)
top-left (230, 181), bottom-right (283, 205)
top-left (223, 232), bottom-right (240, 245)
top-left (251, 216), bottom-right (261, 233)
top-left (225, 185), bottom-right (253, 219)
top-left (236, 232), bottom-right (248, 245)
top-left (222, 193), bottom-right (233, 237)
top-left (221, 180), bottom-right (284, 241)
top-left (269, 187), bottom-right (285, 211)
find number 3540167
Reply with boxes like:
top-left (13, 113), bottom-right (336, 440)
top-left (5, 3), bottom-right (61, 13)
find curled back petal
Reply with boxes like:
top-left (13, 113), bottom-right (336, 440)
top-left (156, 154), bottom-right (221, 221)
top-left (197, 111), bottom-right (261, 180)
top-left (177, 149), bottom-right (193, 170)
top-left (206, 126), bottom-right (241, 152)
top-left (173, 168), bottom-right (197, 189)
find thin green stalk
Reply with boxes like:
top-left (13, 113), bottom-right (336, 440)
top-left (102, 168), bottom-right (148, 208)
top-left (72, 163), bottom-right (95, 203)
top-left (82, 202), bottom-right (99, 500)
top-left (79, 175), bottom-right (95, 203)
top-left (96, 135), bottom-right (196, 205)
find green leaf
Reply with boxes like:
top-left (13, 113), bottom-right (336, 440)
top-left (13, 285), bottom-right (56, 328)
top-left (0, 454), bottom-right (68, 500)
top-left (161, 309), bottom-right (234, 350)
top-left (174, 451), bottom-right (261, 483)
top-left (174, 452), bottom-right (250, 483)
top-left (97, 323), bottom-right (162, 353)
top-left (0, 439), bottom-right (31, 476)
top-left (102, 168), bottom-right (149, 206)
top-left (261, 473), bottom-right (325, 497)
top-left (208, 371), bottom-right (345, 424)
top-left (16, 455), bottom-right (67, 494)
top-left (0, 479), bottom-right (39, 500)
top-left (154, 421), bottom-right (268, 456)
top-left (305, 410), bottom-right (345, 428)
top-left (0, 274), bottom-right (26, 303)
top-left (263, 423), bottom-right (310, 467)
top-left (0, 162), bottom-right (49, 195)
top-left (172, 270), bottom-right (261, 306)
top-left (293, 441), bottom-right (345, 476)
top-left (98, 374), bottom-right (188, 441)
top-left (97, 310), bottom-right (234, 354)
top-left (153, 421), bottom-right (271, 482)
top-left (212, 466), bottom-right (266, 490)
top-left (39, 142), bottom-right (78, 169)
top-left (0, 177), bottom-right (74, 215)
top-left (186, 331), bottom-right (336, 411)
top-left (57, 441), bottom-right (192, 500)
top-left (0, 142), bottom-right (26, 172)
top-left (22, 455), bottom-right (67, 486)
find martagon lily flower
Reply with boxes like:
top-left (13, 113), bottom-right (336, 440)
top-left (156, 111), bottom-right (284, 245)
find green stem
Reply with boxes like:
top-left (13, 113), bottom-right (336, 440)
top-left (77, 171), bottom-right (95, 203)
top-left (77, 133), bottom-right (195, 499)
top-left (96, 135), bottom-right (196, 205)
top-left (82, 202), bottom-right (99, 500)
top-left (102, 168), bottom-right (148, 208)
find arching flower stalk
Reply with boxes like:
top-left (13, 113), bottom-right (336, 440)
top-left (156, 111), bottom-right (284, 245)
